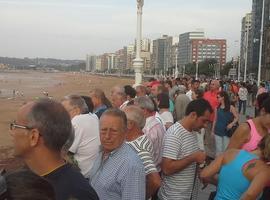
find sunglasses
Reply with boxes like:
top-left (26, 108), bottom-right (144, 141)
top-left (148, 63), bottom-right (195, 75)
top-left (9, 121), bottom-right (33, 131)
top-left (0, 169), bottom-right (7, 199)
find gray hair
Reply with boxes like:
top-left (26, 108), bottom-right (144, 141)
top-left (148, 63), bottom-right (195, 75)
top-left (124, 106), bottom-right (146, 129)
top-left (111, 86), bottom-right (126, 98)
top-left (101, 108), bottom-right (127, 132)
top-left (63, 94), bottom-right (89, 114)
top-left (134, 96), bottom-right (155, 112)
top-left (26, 99), bottom-right (73, 152)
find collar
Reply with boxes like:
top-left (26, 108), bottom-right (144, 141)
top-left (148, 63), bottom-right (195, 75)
top-left (94, 105), bottom-right (107, 113)
top-left (119, 100), bottom-right (129, 109)
top-left (99, 142), bottom-right (127, 160)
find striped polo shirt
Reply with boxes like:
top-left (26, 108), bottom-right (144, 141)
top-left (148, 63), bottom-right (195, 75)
top-left (158, 122), bottom-right (199, 200)
top-left (127, 135), bottom-right (157, 175)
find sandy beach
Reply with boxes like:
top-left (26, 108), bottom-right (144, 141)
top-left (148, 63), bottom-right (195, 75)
top-left (0, 70), bottom-right (132, 168)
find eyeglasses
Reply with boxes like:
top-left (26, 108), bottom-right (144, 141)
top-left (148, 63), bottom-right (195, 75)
top-left (9, 121), bottom-right (33, 131)
top-left (0, 169), bottom-right (7, 199)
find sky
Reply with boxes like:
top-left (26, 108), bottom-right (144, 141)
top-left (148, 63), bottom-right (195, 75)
top-left (0, 0), bottom-right (252, 60)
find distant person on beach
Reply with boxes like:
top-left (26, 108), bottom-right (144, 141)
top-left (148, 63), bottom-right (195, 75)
top-left (10, 99), bottom-right (99, 200)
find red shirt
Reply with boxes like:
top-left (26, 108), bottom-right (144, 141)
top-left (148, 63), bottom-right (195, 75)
top-left (203, 90), bottom-right (219, 122)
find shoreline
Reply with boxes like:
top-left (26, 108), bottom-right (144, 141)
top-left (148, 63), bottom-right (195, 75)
top-left (0, 71), bottom-right (132, 168)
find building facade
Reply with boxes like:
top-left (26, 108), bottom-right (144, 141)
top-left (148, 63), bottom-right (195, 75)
top-left (152, 35), bottom-right (173, 74)
top-left (240, 13), bottom-right (252, 76)
top-left (250, 0), bottom-right (270, 78)
top-left (178, 31), bottom-right (205, 68)
top-left (191, 39), bottom-right (227, 66)
top-left (126, 44), bottom-right (135, 69)
top-left (85, 55), bottom-right (97, 72)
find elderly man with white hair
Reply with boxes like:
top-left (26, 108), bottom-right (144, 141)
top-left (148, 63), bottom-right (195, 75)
top-left (62, 95), bottom-right (100, 178)
top-left (134, 96), bottom-right (165, 172)
top-left (111, 85), bottom-right (129, 109)
top-left (123, 105), bottom-right (161, 199)
top-left (174, 85), bottom-right (190, 121)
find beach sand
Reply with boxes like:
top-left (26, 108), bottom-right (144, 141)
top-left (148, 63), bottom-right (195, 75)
top-left (0, 70), bottom-right (132, 168)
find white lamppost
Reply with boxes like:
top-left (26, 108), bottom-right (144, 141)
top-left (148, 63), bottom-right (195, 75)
top-left (237, 56), bottom-right (241, 81)
top-left (174, 48), bottom-right (179, 78)
top-left (244, 28), bottom-right (249, 82)
top-left (133, 0), bottom-right (144, 85)
top-left (258, 0), bottom-right (265, 86)
top-left (183, 65), bottom-right (185, 77)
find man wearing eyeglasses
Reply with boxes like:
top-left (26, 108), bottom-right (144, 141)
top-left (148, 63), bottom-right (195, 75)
top-left (10, 99), bottom-right (99, 200)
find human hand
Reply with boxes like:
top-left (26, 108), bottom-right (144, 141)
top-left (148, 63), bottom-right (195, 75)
top-left (227, 123), bottom-right (233, 129)
top-left (192, 151), bottom-right (206, 164)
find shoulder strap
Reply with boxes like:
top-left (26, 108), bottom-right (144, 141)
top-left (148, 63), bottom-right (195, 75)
top-left (190, 164), bottom-right (198, 200)
top-left (246, 121), bottom-right (251, 131)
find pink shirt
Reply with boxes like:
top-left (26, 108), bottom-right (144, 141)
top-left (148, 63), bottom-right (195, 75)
top-left (143, 116), bottom-right (165, 172)
top-left (242, 119), bottom-right (263, 152)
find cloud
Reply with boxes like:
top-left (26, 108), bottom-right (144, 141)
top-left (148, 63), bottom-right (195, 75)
top-left (0, 0), bottom-right (252, 59)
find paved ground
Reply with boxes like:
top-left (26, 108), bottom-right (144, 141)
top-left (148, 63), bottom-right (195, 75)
top-left (197, 105), bottom-right (255, 199)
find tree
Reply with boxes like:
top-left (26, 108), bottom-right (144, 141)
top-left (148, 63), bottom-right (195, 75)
top-left (221, 61), bottom-right (233, 76)
top-left (185, 58), bottom-right (217, 77)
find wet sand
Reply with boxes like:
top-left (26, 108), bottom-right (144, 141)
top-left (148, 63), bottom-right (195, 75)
top-left (0, 70), bottom-right (132, 166)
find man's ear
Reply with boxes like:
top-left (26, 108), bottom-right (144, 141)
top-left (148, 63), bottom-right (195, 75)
top-left (29, 129), bottom-right (41, 147)
top-left (127, 120), bottom-right (134, 130)
top-left (189, 111), bottom-right (197, 120)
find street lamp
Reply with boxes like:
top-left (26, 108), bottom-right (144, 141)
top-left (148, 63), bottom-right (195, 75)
top-left (244, 28), bottom-right (250, 82)
top-left (174, 48), bottom-right (179, 78)
top-left (195, 61), bottom-right (199, 80)
top-left (195, 42), bottom-right (202, 80)
top-left (133, 0), bottom-right (144, 85)
top-left (258, 0), bottom-right (265, 86)
top-left (183, 65), bottom-right (185, 77)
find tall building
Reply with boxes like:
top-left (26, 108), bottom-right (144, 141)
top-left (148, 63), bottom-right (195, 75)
top-left (95, 56), bottom-right (102, 71)
top-left (133, 38), bottom-right (152, 71)
top-left (152, 35), bottom-right (173, 74)
top-left (86, 55), bottom-right (90, 71)
top-left (100, 53), bottom-right (109, 72)
top-left (191, 39), bottom-right (227, 66)
top-left (171, 43), bottom-right (178, 71)
top-left (250, 0), bottom-right (270, 78)
top-left (127, 44), bottom-right (135, 69)
top-left (85, 55), bottom-right (96, 71)
top-left (240, 13), bottom-right (252, 76)
top-left (141, 38), bottom-right (151, 52)
top-left (107, 54), bottom-right (116, 72)
top-left (115, 47), bottom-right (127, 72)
top-left (178, 31), bottom-right (205, 68)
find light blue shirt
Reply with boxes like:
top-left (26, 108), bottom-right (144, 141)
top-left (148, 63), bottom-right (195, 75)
top-left (89, 143), bottom-right (146, 200)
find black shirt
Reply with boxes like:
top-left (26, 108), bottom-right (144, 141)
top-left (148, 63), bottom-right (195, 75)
top-left (44, 164), bottom-right (99, 200)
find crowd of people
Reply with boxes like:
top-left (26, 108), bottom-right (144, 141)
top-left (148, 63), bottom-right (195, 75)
top-left (1, 76), bottom-right (270, 200)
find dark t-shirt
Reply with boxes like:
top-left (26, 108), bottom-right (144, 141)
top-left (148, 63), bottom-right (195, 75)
top-left (44, 164), bottom-right (99, 200)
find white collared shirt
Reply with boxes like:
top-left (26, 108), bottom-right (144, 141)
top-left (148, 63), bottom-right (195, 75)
top-left (70, 113), bottom-right (100, 178)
